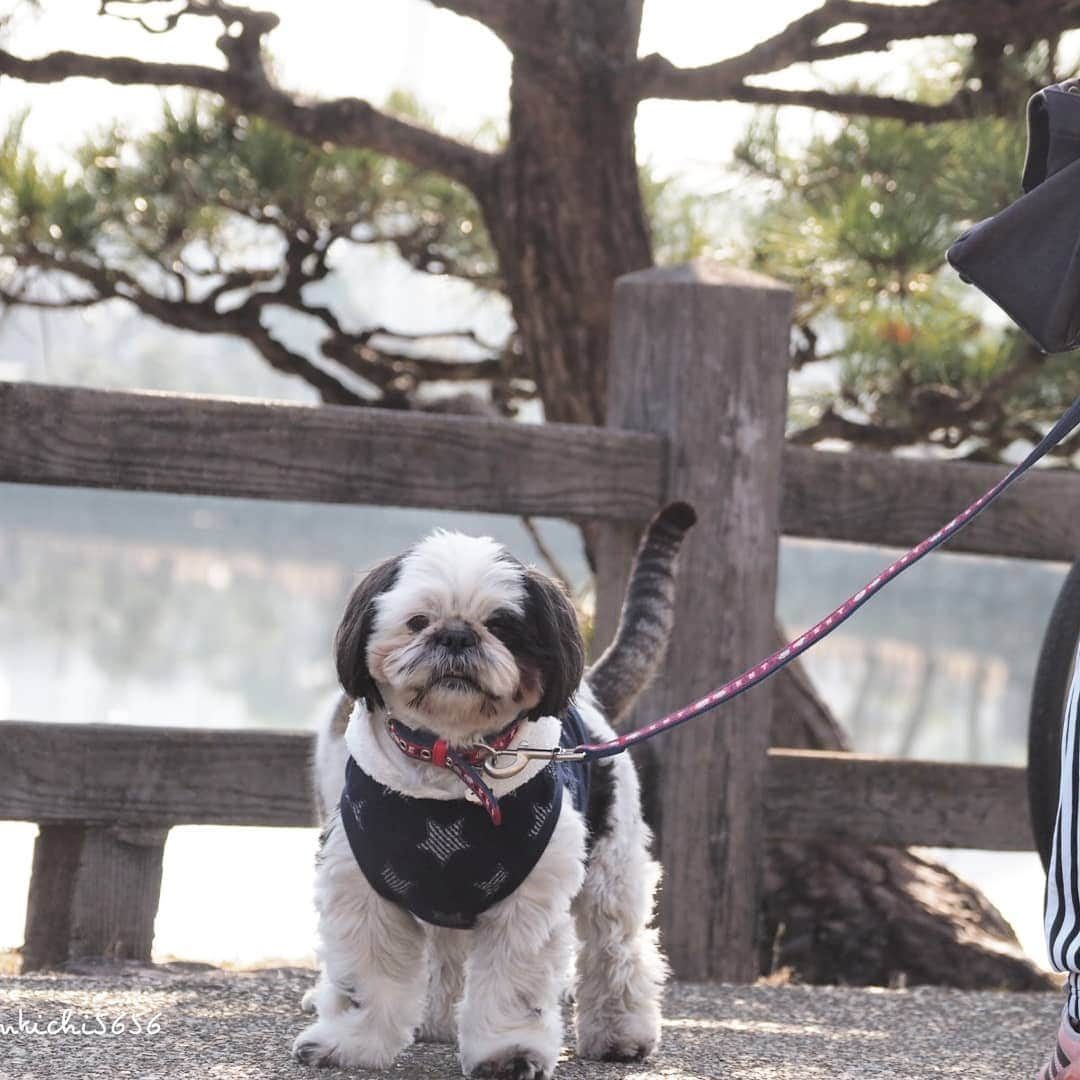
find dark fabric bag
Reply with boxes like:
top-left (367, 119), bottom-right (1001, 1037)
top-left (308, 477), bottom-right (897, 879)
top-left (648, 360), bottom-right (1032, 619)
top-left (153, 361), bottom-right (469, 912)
top-left (947, 83), bottom-right (1080, 354)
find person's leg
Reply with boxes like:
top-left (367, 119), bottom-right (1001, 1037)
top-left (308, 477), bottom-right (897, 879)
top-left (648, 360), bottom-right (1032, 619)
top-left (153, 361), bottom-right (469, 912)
top-left (1039, 642), bottom-right (1080, 1078)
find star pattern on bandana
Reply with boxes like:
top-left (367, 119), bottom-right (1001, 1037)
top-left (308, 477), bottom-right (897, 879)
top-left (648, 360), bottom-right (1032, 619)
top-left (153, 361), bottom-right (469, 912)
top-left (380, 862), bottom-right (414, 898)
top-left (345, 796), bottom-right (366, 831)
top-left (428, 909), bottom-right (469, 928)
top-left (529, 800), bottom-right (553, 838)
top-left (417, 818), bottom-right (471, 867)
top-left (474, 864), bottom-right (509, 899)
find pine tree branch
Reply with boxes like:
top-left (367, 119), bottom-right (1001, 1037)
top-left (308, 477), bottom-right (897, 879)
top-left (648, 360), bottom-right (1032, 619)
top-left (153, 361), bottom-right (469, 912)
top-left (0, 290), bottom-right (103, 310)
top-left (370, 225), bottom-right (502, 289)
top-left (632, 0), bottom-right (1080, 106)
top-left (3, 247), bottom-right (517, 404)
top-left (202, 268), bottom-right (280, 307)
top-left (99, 0), bottom-right (277, 35)
top-left (0, 47), bottom-right (233, 95)
top-left (790, 340), bottom-right (1061, 460)
top-left (425, 0), bottom-right (524, 45)
top-left (318, 334), bottom-right (507, 386)
top-left (424, 0), bottom-right (570, 58)
top-left (9, 251), bottom-right (365, 404)
top-left (730, 84), bottom-right (970, 121)
top-left (790, 406), bottom-right (917, 450)
top-left (0, 47), bottom-right (496, 189)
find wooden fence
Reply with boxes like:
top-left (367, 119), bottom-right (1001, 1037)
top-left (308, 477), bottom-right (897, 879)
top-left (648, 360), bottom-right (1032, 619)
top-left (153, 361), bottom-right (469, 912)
top-left (2, 259), bottom-right (1077, 979)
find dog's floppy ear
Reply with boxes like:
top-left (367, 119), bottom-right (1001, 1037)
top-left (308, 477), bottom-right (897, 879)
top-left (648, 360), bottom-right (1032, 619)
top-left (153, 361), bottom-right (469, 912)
top-left (522, 567), bottom-right (585, 720)
top-left (335, 555), bottom-right (404, 707)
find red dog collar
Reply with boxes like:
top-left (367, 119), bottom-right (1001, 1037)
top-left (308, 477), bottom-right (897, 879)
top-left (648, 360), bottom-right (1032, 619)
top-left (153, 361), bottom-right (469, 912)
top-left (385, 715), bottom-right (523, 770)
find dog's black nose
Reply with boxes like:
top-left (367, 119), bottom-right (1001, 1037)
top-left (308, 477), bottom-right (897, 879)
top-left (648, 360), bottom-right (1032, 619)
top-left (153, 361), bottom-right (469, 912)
top-left (433, 621), bottom-right (478, 652)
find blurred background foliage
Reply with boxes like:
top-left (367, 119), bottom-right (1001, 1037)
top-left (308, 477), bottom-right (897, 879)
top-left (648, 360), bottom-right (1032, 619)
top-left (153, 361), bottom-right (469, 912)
top-left (733, 84), bottom-right (1079, 461)
top-left (0, 43), bottom-right (1077, 458)
top-left (0, 92), bottom-right (515, 411)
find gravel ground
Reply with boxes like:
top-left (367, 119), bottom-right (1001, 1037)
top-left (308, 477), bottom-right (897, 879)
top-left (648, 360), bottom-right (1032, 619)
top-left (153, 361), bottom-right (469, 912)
top-left (0, 963), bottom-right (1064, 1079)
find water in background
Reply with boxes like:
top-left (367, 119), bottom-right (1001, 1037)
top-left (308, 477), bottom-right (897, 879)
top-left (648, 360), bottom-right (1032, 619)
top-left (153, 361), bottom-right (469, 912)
top-left (0, 482), bottom-right (1064, 968)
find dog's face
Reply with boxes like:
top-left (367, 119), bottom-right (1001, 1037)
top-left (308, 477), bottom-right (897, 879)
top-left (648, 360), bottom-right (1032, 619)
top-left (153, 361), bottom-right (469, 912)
top-left (335, 531), bottom-right (584, 744)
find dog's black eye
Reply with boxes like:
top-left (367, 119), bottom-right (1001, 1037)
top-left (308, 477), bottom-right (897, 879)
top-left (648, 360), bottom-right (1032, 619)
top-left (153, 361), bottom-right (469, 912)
top-left (484, 610), bottom-right (516, 643)
top-left (407, 614), bottom-right (430, 633)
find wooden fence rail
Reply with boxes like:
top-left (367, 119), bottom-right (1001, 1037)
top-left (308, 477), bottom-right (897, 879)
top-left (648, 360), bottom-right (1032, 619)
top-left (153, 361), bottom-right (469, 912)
top-left (0, 721), bottom-right (1029, 848)
top-left (0, 381), bottom-right (665, 522)
top-left (4, 382), bottom-right (1080, 562)
top-left (782, 443), bottom-right (1080, 563)
top-left (4, 380), bottom-right (1080, 561)
top-left (0, 720), bottom-right (1033, 971)
top-left (0, 258), bottom-right (1060, 979)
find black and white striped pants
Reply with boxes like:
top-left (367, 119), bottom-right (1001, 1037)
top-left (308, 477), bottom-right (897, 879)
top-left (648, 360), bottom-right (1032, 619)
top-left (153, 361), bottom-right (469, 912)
top-left (1045, 645), bottom-right (1080, 1022)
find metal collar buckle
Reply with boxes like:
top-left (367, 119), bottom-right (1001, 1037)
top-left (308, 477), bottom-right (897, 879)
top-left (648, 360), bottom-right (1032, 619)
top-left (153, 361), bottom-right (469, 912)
top-left (476, 743), bottom-right (586, 780)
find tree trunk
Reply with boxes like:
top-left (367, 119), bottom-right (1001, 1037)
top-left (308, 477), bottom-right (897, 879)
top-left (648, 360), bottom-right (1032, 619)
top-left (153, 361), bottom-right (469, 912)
top-left (761, 839), bottom-right (1049, 989)
top-left (768, 640), bottom-right (1050, 989)
top-left (474, 3), bottom-right (1049, 990)
top-left (481, 0), bottom-right (651, 426)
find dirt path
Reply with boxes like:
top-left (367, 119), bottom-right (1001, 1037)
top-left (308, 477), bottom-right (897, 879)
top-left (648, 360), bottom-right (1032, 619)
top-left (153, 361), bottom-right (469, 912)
top-left (0, 964), bottom-right (1062, 1079)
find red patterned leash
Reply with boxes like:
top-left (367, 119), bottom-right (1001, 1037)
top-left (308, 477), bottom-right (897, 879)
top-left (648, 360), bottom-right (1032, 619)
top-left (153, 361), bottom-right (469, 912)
top-left (480, 391), bottom-right (1080, 779)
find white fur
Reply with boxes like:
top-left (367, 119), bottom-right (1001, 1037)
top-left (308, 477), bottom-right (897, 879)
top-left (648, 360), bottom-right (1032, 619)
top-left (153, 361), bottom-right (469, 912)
top-left (374, 531), bottom-right (526, 633)
top-left (364, 532), bottom-right (540, 744)
top-left (295, 538), bottom-right (665, 1079)
top-left (569, 688), bottom-right (667, 1062)
top-left (346, 703), bottom-right (564, 802)
top-left (313, 702), bottom-right (563, 818)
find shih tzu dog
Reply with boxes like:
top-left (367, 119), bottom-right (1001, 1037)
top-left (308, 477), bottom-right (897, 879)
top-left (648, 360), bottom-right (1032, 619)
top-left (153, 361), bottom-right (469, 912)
top-left (293, 502), bottom-right (696, 1080)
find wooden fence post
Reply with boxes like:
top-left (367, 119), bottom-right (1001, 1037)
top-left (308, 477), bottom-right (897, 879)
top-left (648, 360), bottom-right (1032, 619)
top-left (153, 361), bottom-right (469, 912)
top-left (22, 824), bottom-right (167, 970)
top-left (595, 260), bottom-right (791, 981)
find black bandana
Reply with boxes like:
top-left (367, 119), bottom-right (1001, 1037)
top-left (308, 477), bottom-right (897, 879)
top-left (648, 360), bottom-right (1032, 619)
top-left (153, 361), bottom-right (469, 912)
top-left (339, 707), bottom-right (591, 929)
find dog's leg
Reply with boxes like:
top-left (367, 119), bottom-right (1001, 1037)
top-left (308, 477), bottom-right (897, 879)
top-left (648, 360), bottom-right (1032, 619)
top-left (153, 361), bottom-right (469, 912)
top-left (573, 756), bottom-right (666, 1062)
top-left (458, 807), bottom-right (586, 1080)
top-left (417, 925), bottom-right (470, 1044)
top-left (292, 824), bottom-right (427, 1070)
top-left (300, 811), bottom-right (354, 1019)
top-left (299, 976), bottom-right (349, 1017)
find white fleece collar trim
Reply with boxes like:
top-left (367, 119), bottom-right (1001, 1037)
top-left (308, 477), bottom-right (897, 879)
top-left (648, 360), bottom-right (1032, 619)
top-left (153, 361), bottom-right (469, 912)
top-left (344, 701), bottom-right (563, 801)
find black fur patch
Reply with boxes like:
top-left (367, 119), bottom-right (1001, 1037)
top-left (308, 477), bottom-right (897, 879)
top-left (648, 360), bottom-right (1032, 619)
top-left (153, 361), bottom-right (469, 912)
top-left (519, 566), bottom-right (585, 721)
top-left (334, 555), bottom-right (404, 707)
top-left (585, 758), bottom-right (616, 851)
top-left (633, 745), bottom-right (662, 842)
top-left (584, 500), bottom-right (696, 724)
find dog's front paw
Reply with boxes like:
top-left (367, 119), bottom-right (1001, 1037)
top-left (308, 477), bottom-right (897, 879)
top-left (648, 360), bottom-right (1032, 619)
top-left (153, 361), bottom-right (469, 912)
top-left (292, 1026), bottom-right (337, 1067)
top-left (576, 1023), bottom-right (658, 1063)
top-left (415, 1018), bottom-right (457, 1044)
top-left (299, 979), bottom-right (352, 1020)
top-left (576, 1003), bottom-right (660, 1062)
top-left (594, 1037), bottom-right (656, 1062)
top-left (468, 1050), bottom-right (551, 1080)
top-left (292, 1018), bottom-right (408, 1070)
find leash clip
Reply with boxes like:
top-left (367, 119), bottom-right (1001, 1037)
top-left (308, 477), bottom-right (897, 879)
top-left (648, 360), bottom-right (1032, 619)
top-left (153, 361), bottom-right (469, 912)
top-left (477, 743), bottom-right (586, 779)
